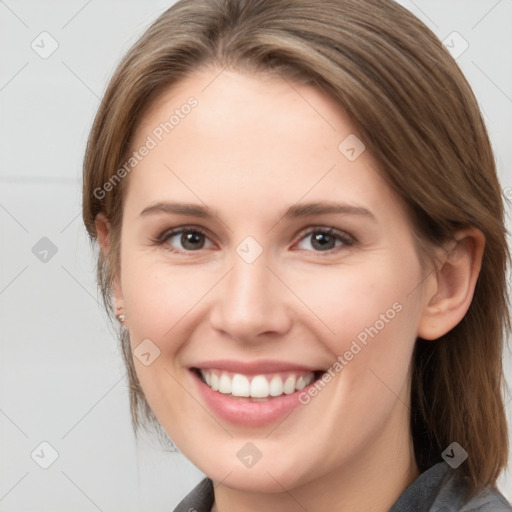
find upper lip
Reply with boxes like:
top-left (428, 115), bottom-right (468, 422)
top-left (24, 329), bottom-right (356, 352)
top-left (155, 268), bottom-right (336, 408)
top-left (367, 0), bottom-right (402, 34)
top-left (191, 359), bottom-right (322, 375)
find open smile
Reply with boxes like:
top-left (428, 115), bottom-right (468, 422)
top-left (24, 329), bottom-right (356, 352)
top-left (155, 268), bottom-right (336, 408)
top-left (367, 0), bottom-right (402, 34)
top-left (189, 362), bottom-right (326, 425)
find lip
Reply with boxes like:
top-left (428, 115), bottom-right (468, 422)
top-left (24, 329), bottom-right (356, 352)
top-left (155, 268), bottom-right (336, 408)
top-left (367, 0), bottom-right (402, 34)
top-left (192, 359), bottom-right (321, 375)
top-left (189, 360), bottom-right (324, 427)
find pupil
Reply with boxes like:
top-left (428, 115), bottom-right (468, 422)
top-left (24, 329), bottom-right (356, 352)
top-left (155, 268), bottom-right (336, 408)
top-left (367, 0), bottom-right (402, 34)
top-left (182, 231), bottom-right (203, 250)
top-left (313, 232), bottom-right (334, 250)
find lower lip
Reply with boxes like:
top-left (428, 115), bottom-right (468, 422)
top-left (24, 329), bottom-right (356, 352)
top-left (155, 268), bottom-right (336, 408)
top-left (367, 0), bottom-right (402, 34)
top-left (190, 370), bottom-right (316, 426)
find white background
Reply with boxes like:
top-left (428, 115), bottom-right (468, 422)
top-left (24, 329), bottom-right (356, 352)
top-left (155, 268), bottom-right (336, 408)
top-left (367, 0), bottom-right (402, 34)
top-left (1, 1), bottom-right (511, 510)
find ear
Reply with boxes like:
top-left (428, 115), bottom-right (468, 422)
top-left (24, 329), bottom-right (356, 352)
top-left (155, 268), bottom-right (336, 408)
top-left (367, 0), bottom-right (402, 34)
top-left (95, 214), bottom-right (125, 320)
top-left (417, 228), bottom-right (485, 340)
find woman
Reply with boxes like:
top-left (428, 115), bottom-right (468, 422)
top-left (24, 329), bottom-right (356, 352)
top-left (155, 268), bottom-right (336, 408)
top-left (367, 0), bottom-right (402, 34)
top-left (82, 0), bottom-right (511, 510)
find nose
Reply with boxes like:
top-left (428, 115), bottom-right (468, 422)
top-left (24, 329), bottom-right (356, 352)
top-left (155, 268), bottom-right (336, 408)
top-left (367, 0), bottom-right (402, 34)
top-left (209, 251), bottom-right (292, 343)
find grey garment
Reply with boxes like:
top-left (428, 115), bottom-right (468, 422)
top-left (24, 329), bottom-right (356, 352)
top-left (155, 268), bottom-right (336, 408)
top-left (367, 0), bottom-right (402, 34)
top-left (173, 462), bottom-right (512, 512)
top-left (174, 478), bottom-right (214, 512)
top-left (389, 462), bottom-right (512, 512)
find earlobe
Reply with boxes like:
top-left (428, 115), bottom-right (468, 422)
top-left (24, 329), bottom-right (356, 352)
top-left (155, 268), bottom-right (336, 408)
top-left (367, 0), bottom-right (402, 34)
top-left (417, 228), bottom-right (485, 341)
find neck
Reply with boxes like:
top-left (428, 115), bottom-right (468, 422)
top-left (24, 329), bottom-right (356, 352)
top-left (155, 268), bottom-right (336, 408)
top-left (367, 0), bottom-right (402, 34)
top-left (211, 404), bottom-right (419, 512)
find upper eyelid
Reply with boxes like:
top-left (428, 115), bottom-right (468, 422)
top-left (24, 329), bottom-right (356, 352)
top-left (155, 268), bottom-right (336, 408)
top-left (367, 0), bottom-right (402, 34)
top-left (158, 225), bottom-right (213, 243)
top-left (295, 227), bottom-right (355, 249)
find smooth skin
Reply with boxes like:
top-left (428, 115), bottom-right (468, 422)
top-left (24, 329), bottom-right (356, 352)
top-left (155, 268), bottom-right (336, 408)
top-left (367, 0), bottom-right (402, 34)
top-left (96, 68), bottom-right (484, 512)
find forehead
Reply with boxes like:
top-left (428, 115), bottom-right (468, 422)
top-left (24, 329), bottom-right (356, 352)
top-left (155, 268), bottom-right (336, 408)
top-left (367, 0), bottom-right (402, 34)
top-left (125, 68), bottom-right (406, 227)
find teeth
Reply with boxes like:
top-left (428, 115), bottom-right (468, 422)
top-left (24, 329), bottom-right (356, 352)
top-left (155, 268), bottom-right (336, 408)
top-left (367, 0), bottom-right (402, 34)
top-left (199, 370), bottom-right (315, 398)
top-left (210, 372), bottom-right (219, 391)
top-left (269, 375), bottom-right (283, 397)
top-left (283, 376), bottom-right (296, 394)
top-left (231, 374), bottom-right (250, 397)
top-left (250, 375), bottom-right (269, 398)
top-left (218, 373), bottom-right (231, 394)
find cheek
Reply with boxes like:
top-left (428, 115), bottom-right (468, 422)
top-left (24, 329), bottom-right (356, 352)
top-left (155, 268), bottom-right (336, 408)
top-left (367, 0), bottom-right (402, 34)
top-left (287, 257), bottom-right (422, 355)
top-left (120, 251), bottom-right (215, 341)
top-left (285, 256), bottom-right (423, 420)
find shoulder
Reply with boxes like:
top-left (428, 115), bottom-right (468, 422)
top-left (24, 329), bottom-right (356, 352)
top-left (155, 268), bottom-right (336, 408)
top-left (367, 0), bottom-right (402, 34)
top-left (173, 468), bottom-right (512, 512)
top-left (172, 477), bottom-right (214, 512)
top-left (390, 462), bottom-right (512, 512)
top-left (457, 485), bottom-right (512, 512)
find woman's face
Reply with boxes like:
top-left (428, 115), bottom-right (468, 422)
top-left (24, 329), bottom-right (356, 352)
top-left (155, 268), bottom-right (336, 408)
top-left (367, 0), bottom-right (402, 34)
top-left (115, 68), bottom-right (430, 491)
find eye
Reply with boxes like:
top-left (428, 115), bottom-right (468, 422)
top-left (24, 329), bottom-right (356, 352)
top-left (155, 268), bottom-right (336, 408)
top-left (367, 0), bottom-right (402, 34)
top-left (156, 227), bottom-right (214, 252)
top-left (294, 227), bottom-right (354, 253)
top-left (153, 225), bottom-right (354, 254)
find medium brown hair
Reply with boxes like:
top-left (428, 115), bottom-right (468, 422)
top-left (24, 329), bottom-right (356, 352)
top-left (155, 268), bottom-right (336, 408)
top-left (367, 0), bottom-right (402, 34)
top-left (82, 0), bottom-right (510, 498)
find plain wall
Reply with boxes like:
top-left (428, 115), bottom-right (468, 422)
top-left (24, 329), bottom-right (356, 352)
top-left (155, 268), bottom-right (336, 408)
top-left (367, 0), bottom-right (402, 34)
top-left (1, 1), bottom-right (511, 510)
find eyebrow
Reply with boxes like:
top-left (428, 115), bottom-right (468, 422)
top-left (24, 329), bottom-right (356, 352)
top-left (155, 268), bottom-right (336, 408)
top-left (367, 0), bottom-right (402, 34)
top-left (139, 201), bottom-right (376, 221)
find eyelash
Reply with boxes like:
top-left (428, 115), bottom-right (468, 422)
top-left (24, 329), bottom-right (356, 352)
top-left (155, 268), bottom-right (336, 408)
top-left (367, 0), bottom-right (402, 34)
top-left (151, 225), bottom-right (356, 255)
